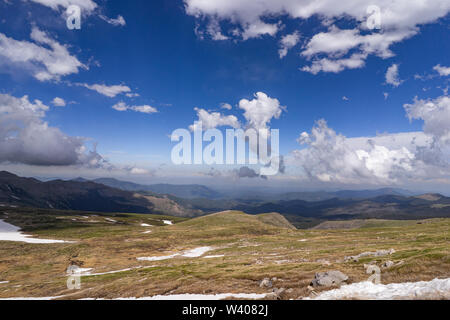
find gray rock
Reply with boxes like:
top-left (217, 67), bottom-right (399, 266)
top-left (382, 260), bottom-right (395, 269)
top-left (345, 249), bottom-right (395, 262)
top-left (311, 270), bottom-right (348, 288)
top-left (260, 278), bottom-right (273, 288)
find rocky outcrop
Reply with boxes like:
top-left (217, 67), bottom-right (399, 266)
top-left (345, 249), bottom-right (396, 262)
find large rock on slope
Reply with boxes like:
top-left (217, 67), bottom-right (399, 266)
top-left (311, 271), bottom-right (349, 288)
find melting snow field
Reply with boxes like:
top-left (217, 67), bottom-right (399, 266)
top-left (137, 246), bottom-right (213, 261)
top-left (163, 220), bottom-right (173, 225)
top-left (309, 278), bottom-right (450, 300)
top-left (83, 293), bottom-right (269, 300)
top-left (0, 220), bottom-right (71, 244)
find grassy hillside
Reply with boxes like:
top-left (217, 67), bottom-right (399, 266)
top-left (0, 208), bottom-right (448, 299)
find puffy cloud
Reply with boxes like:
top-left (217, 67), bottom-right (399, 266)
top-left (301, 53), bottom-right (367, 74)
top-left (220, 103), bottom-right (232, 110)
top-left (29, 0), bottom-right (98, 13)
top-left (278, 31), bottom-right (300, 58)
top-left (0, 93), bottom-right (108, 167)
top-left (241, 21), bottom-right (280, 40)
top-left (404, 95), bottom-right (450, 146)
top-left (238, 92), bottom-right (285, 130)
top-left (185, 0), bottom-right (450, 73)
top-left (51, 97), bottom-right (66, 107)
top-left (291, 94), bottom-right (450, 185)
top-left (0, 27), bottom-right (85, 81)
top-left (189, 107), bottom-right (240, 131)
top-left (433, 64), bottom-right (450, 77)
top-left (301, 27), bottom-right (362, 58)
top-left (80, 83), bottom-right (131, 98)
top-left (301, 28), bottom-right (416, 74)
top-left (293, 120), bottom-right (417, 184)
top-left (112, 102), bottom-right (158, 115)
top-left (99, 15), bottom-right (126, 27)
top-left (385, 64), bottom-right (402, 87)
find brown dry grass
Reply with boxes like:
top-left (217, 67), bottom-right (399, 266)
top-left (0, 210), bottom-right (448, 300)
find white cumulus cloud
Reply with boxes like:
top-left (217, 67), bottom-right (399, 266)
top-left (29, 0), bottom-right (98, 13)
top-left (433, 64), bottom-right (450, 77)
top-left (185, 0), bottom-right (450, 73)
top-left (279, 31), bottom-right (300, 58)
top-left (80, 83), bottom-right (131, 98)
top-left (0, 27), bottom-right (85, 81)
top-left (189, 107), bottom-right (240, 131)
top-left (112, 102), bottom-right (158, 115)
top-left (238, 92), bottom-right (285, 130)
top-left (0, 93), bottom-right (108, 167)
top-left (51, 97), bottom-right (66, 107)
top-left (385, 64), bottom-right (402, 87)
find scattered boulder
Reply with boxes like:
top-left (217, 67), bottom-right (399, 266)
top-left (345, 249), bottom-right (396, 262)
top-left (260, 278), bottom-right (273, 288)
top-left (311, 270), bottom-right (348, 288)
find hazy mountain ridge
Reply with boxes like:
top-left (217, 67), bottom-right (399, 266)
top-left (0, 171), bottom-right (154, 213)
top-left (1, 172), bottom-right (450, 225)
top-left (91, 178), bottom-right (221, 199)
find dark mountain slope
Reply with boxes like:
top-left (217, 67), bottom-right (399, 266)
top-left (0, 171), bottom-right (154, 213)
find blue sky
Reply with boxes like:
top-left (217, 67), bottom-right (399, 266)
top-left (0, 0), bottom-right (449, 192)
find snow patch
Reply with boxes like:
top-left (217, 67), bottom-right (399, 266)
top-left (137, 253), bottom-right (179, 262)
top-left (83, 293), bottom-right (269, 300)
top-left (181, 247), bottom-right (212, 258)
top-left (140, 223), bottom-right (151, 227)
top-left (0, 296), bottom-right (66, 300)
top-left (203, 255), bottom-right (225, 259)
top-left (308, 278), bottom-right (450, 300)
top-left (163, 220), bottom-right (173, 225)
top-left (0, 281), bottom-right (9, 284)
top-left (137, 246), bottom-right (213, 261)
top-left (0, 220), bottom-right (73, 244)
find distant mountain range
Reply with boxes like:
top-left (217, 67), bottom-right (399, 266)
top-left (0, 171), bottom-right (154, 213)
top-left (75, 176), bottom-right (415, 202)
top-left (79, 177), bottom-right (221, 199)
top-left (219, 187), bottom-right (415, 202)
top-left (1, 171), bottom-right (449, 226)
